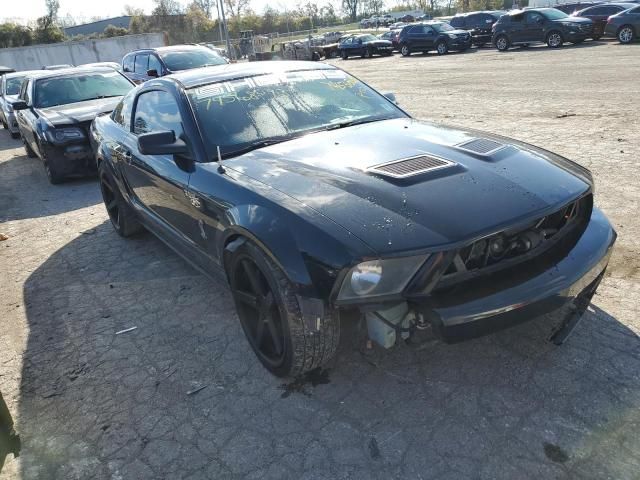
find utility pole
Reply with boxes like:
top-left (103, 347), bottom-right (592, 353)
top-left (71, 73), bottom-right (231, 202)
top-left (215, 0), bottom-right (224, 45)
top-left (218, 0), bottom-right (234, 60)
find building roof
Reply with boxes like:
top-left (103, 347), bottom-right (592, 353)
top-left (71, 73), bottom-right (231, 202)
top-left (64, 16), bottom-right (132, 37)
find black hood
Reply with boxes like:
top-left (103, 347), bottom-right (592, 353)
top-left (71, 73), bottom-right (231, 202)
top-left (226, 118), bottom-right (591, 255)
top-left (38, 97), bottom-right (122, 126)
top-left (364, 39), bottom-right (393, 47)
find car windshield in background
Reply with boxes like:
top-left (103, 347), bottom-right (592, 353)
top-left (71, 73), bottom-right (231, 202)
top-left (5, 77), bottom-right (24, 95)
top-left (542, 9), bottom-right (569, 20)
top-left (34, 71), bottom-right (133, 108)
top-left (359, 35), bottom-right (378, 42)
top-left (188, 69), bottom-right (406, 158)
top-left (432, 23), bottom-right (455, 32)
top-left (160, 49), bottom-right (227, 71)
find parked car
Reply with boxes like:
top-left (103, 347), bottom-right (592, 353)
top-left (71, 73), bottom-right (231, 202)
top-left (0, 71), bottom-right (40, 139)
top-left (552, 2), bottom-right (602, 14)
top-left (42, 64), bottom-right (74, 70)
top-left (89, 61), bottom-right (615, 377)
top-left (12, 67), bottom-right (134, 183)
top-left (604, 4), bottom-right (640, 42)
top-left (400, 14), bottom-right (416, 22)
top-left (122, 45), bottom-right (228, 84)
top-left (573, 2), bottom-right (636, 38)
top-left (338, 34), bottom-right (394, 59)
top-left (378, 29), bottom-right (402, 49)
top-left (492, 8), bottom-right (593, 50)
top-left (323, 31), bottom-right (343, 43)
top-left (398, 21), bottom-right (472, 56)
top-left (199, 43), bottom-right (228, 58)
top-left (449, 10), bottom-right (506, 46)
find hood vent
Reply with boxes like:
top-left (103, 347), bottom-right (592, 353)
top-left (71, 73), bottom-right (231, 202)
top-left (367, 155), bottom-right (455, 179)
top-left (456, 138), bottom-right (506, 156)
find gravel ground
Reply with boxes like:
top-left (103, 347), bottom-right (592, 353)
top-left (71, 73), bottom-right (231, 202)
top-left (1, 40), bottom-right (639, 480)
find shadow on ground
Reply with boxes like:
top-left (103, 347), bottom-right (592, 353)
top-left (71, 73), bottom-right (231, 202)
top-left (14, 219), bottom-right (640, 479)
top-left (0, 154), bottom-right (101, 222)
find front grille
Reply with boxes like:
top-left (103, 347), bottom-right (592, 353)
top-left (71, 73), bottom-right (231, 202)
top-left (433, 194), bottom-right (593, 294)
top-left (456, 138), bottom-right (506, 155)
top-left (367, 155), bottom-right (455, 178)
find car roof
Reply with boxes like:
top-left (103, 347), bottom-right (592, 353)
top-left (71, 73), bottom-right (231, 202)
top-left (126, 44), bottom-right (209, 55)
top-left (24, 66), bottom-right (127, 81)
top-left (3, 70), bottom-right (43, 79)
top-left (162, 61), bottom-right (336, 89)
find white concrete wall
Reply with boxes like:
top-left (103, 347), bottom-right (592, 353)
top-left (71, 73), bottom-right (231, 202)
top-left (0, 33), bottom-right (166, 71)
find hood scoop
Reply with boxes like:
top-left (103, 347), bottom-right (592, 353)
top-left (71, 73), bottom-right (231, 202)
top-left (367, 154), bottom-right (455, 179)
top-left (456, 137), bottom-right (506, 156)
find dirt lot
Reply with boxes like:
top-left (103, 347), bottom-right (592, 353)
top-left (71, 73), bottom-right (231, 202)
top-left (1, 41), bottom-right (639, 480)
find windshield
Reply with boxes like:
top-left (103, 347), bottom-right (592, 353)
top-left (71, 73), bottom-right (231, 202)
top-left (5, 76), bottom-right (25, 95)
top-left (160, 49), bottom-right (227, 72)
top-left (188, 69), bottom-right (406, 158)
top-left (432, 23), bottom-right (455, 32)
top-left (542, 9), bottom-right (569, 20)
top-left (358, 35), bottom-right (377, 42)
top-left (34, 71), bottom-right (133, 108)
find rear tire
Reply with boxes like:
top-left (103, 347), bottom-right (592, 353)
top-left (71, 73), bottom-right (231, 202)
top-left (618, 25), bottom-right (634, 44)
top-left (228, 241), bottom-right (340, 377)
top-left (400, 44), bottom-right (411, 56)
top-left (99, 162), bottom-right (143, 237)
top-left (495, 35), bottom-right (510, 51)
top-left (23, 139), bottom-right (37, 158)
top-left (546, 31), bottom-right (564, 48)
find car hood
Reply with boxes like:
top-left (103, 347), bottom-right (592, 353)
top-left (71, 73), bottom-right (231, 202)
top-left (448, 29), bottom-right (471, 35)
top-left (38, 97), bottom-right (122, 126)
top-left (364, 40), bottom-right (393, 46)
top-left (553, 16), bottom-right (593, 24)
top-left (226, 118), bottom-right (591, 255)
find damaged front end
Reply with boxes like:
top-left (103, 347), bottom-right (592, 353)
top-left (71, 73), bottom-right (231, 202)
top-left (335, 193), bottom-right (616, 349)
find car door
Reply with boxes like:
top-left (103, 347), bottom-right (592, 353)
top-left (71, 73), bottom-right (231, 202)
top-left (15, 79), bottom-right (38, 152)
top-left (133, 54), bottom-right (150, 83)
top-left (523, 11), bottom-right (546, 43)
top-left (121, 88), bottom-right (196, 240)
top-left (587, 5), bottom-right (622, 35)
top-left (422, 25), bottom-right (438, 50)
top-left (407, 25), bottom-right (427, 49)
top-left (505, 13), bottom-right (526, 43)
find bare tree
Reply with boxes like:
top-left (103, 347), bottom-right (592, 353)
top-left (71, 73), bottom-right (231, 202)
top-left (224, 0), bottom-right (252, 19)
top-left (342, 0), bottom-right (360, 21)
top-left (192, 0), bottom-right (215, 17)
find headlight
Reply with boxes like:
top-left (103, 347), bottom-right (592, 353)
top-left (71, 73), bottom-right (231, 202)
top-left (338, 255), bottom-right (429, 301)
top-left (45, 127), bottom-right (85, 143)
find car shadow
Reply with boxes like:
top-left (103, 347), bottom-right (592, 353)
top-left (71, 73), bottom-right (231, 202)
top-left (14, 218), bottom-right (640, 478)
top-left (508, 39), bottom-right (606, 53)
top-left (0, 153), bottom-right (101, 222)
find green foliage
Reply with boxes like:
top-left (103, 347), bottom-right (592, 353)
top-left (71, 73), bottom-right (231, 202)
top-left (104, 25), bottom-right (129, 38)
top-left (0, 23), bottom-right (34, 48)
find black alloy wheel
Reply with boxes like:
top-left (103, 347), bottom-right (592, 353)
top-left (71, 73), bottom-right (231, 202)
top-left (100, 173), bottom-right (121, 230)
top-left (231, 254), bottom-right (287, 370)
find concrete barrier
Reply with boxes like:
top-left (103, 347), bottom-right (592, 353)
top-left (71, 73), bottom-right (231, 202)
top-left (0, 33), bottom-right (166, 71)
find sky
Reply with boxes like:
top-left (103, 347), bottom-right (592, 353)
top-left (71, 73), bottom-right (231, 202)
top-left (0, 0), bottom-right (287, 24)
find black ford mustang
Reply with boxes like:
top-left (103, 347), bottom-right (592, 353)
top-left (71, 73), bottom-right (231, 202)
top-left (90, 61), bottom-right (616, 377)
top-left (12, 67), bottom-right (134, 183)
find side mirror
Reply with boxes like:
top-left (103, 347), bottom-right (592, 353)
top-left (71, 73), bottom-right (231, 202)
top-left (137, 130), bottom-right (189, 156)
top-left (146, 69), bottom-right (159, 78)
top-left (11, 100), bottom-right (28, 111)
top-left (382, 91), bottom-right (398, 104)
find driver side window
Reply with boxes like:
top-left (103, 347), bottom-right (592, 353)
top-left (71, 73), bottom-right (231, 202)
top-left (133, 90), bottom-right (184, 138)
top-left (526, 12), bottom-right (544, 24)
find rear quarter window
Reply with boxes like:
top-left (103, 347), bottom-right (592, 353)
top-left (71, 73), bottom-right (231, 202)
top-left (123, 54), bottom-right (134, 73)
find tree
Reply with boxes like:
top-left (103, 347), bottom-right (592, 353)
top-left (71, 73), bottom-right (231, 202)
top-left (192, 0), bottom-right (215, 17)
top-left (224, 0), bottom-right (252, 20)
top-left (152, 0), bottom-right (183, 16)
top-left (104, 24), bottom-right (129, 37)
top-left (342, 0), bottom-right (360, 21)
top-left (123, 5), bottom-right (145, 16)
top-left (34, 0), bottom-right (65, 44)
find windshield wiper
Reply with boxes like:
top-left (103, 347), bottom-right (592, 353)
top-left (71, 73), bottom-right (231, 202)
top-left (220, 138), bottom-right (288, 159)
top-left (325, 116), bottom-right (394, 131)
top-left (86, 95), bottom-right (122, 100)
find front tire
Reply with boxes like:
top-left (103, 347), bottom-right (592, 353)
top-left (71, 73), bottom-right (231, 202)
top-left (228, 241), bottom-right (340, 377)
top-left (11, 132), bottom-right (20, 139)
top-left (436, 41), bottom-right (448, 55)
top-left (618, 25), bottom-right (635, 44)
top-left (546, 31), bottom-right (564, 48)
top-left (44, 160), bottom-right (63, 184)
top-left (495, 35), bottom-right (510, 51)
top-left (99, 162), bottom-right (143, 237)
top-left (400, 44), bottom-right (411, 56)
top-left (341, 50), bottom-right (348, 60)
top-left (23, 138), bottom-right (37, 158)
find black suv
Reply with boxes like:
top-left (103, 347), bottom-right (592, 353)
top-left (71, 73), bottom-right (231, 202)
top-left (398, 22), bottom-right (472, 56)
top-left (449, 10), bottom-right (506, 46)
top-left (492, 8), bottom-right (594, 50)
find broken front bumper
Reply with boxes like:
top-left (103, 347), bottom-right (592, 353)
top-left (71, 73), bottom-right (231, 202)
top-left (417, 207), bottom-right (616, 343)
